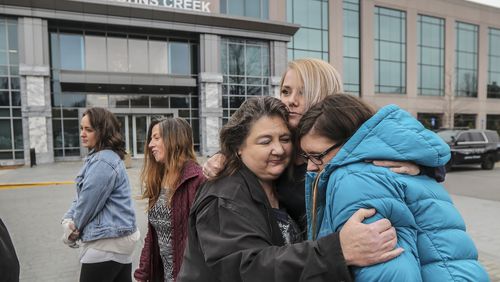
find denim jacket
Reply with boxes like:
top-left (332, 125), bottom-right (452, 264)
top-left (63, 149), bottom-right (137, 242)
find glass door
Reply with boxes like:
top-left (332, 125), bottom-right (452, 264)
top-left (133, 115), bottom-right (148, 157)
top-left (114, 113), bottom-right (176, 158)
top-left (116, 115), bottom-right (131, 155)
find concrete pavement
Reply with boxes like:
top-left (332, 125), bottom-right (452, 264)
top-left (1, 160), bottom-right (499, 281)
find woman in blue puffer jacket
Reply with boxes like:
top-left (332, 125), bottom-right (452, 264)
top-left (297, 94), bottom-right (489, 281)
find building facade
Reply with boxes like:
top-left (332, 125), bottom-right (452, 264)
top-left (0, 0), bottom-right (296, 165)
top-left (2, 0), bottom-right (500, 165)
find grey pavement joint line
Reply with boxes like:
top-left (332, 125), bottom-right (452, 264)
top-left (0, 181), bottom-right (75, 190)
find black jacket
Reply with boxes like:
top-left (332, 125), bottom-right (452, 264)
top-left (178, 166), bottom-right (352, 282)
top-left (0, 219), bottom-right (20, 282)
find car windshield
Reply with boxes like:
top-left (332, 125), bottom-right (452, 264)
top-left (437, 130), bottom-right (461, 143)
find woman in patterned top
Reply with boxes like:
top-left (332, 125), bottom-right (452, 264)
top-left (134, 117), bottom-right (205, 282)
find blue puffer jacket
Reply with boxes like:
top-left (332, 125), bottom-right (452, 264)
top-left (305, 105), bottom-right (489, 281)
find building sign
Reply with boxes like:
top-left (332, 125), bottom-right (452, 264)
top-left (109, 0), bottom-right (211, 13)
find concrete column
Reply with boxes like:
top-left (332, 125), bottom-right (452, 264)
top-left (199, 34), bottom-right (223, 156)
top-left (360, 0), bottom-right (375, 101)
top-left (199, 73), bottom-right (223, 156)
top-left (444, 16), bottom-right (456, 128)
top-left (330, 0), bottom-right (344, 75)
top-left (406, 8), bottom-right (418, 102)
top-left (18, 17), bottom-right (53, 165)
top-left (269, 0), bottom-right (286, 21)
top-left (477, 23), bottom-right (489, 129)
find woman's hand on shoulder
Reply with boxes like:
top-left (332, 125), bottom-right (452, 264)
top-left (371, 160), bottom-right (420, 175)
top-left (202, 153), bottom-right (226, 179)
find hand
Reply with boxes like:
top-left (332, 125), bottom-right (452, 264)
top-left (372, 160), bottom-right (420, 175)
top-left (339, 208), bottom-right (404, 266)
top-left (68, 229), bottom-right (80, 241)
top-left (202, 153), bottom-right (226, 179)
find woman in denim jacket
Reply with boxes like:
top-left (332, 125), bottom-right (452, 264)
top-left (62, 107), bottom-right (138, 282)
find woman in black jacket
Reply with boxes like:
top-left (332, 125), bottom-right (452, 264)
top-left (0, 218), bottom-right (20, 282)
top-left (179, 97), bottom-right (363, 282)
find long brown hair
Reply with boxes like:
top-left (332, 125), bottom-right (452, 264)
top-left (82, 107), bottom-right (126, 159)
top-left (140, 117), bottom-right (197, 209)
top-left (218, 96), bottom-right (290, 179)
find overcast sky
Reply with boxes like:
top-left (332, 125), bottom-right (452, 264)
top-left (466, 0), bottom-right (500, 8)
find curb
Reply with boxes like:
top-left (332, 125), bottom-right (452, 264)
top-left (0, 181), bottom-right (75, 190)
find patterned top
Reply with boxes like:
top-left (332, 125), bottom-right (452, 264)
top-left (149, 189), bottom-right (174, 282)
top-left (272, 208), bottom-right (303, 245)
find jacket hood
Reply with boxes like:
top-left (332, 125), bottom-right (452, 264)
top-left (321, 104), bottom-right (450, 175)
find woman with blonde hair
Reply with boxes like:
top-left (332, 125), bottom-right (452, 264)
top-left (134, 117), bottom-right (205, 282)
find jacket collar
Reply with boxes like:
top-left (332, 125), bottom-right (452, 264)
top-left (175, 160), bottom-right (202, 189)
top-left (237, 165), bottom-right (285, 246)
top-left (237, 165), bottom-right (271, 206)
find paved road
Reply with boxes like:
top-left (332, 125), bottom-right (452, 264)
top-left (0, 161), bottom-right (499, 281)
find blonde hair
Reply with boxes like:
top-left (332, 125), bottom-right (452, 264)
top-left (140, 117), bottom-right (197, 209)
top-left (280, 58), bottom-right (344, 111)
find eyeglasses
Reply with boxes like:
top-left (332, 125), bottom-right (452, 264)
top-left (299, 142), bottom-right (344, 166)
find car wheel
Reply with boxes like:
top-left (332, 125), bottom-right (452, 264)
top-left (481, 154), bottom-right (495, 170)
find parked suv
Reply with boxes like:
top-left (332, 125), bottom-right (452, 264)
top-left (437, 128), bottom-right (500, 171)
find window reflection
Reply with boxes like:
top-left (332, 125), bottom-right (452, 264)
top-left (221, 38), bottom-right (270, 123)
top-left (454, 114), bottom-right (476, 128)
top-left (287, 0), bottom-right (328, 60)
top-left (221, 0), bottom-right (268, 19)
top-left (417, 113), bottom-right (442, 130)
top-left (455, 22), bottom-right (478, 97)
top-left (488, 28), bottom-right (500, 98)
top-left (487, 115), bottom-right (500, 135)
top-left (60, 33), bottom-right (84, 70)
top-left (374, 6), bottom-right (406, 94)
top-left (109, 95), bottom-right (130, 108)
top-left (418, 15), bottom-right (444, 96)
top-left (0, 16), bottom-right (21, 160)
top-left (169, 42), bottom-right (191, 75)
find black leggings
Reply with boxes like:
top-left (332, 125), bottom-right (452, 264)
top-left (80, 261), bottom-right (132, 282)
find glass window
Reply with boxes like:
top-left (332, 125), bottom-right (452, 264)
top-left (149, 40), bottom-right (168, 74)
top-left (130, 95), bottom-right (149, 108)
top-left (107, 36), bottom-right (128, 72)
top-left (454, 114), bottom-right (476, 128)
top-left (169, 42), bottom-right (191, 75)
top-left (0, 24), bottom-right (6, 50)
top-left (109, 95), bottom-right (130, 108)
top-left (455, 22), bottom-right (478, 97)
top-left (129, 39), bottom-right (149, 73)
top-left (287, 0), bottom-right (328, 60)
top-left (85, 36), bottom-right (107, 71)
top-left (488, 28), bottom-right (500, 98)
top-left (487, 115), bottom-right (500, 135)
top-left (417, 113), bottom-right (442, 130)
top-left (221, 38), bottom-right (270, 124)
top-left (151, 95), bottom-right (169, 108)
top-left (222, 0), bottom-right (268, 19)
top-left (13, 118), bottom-right (22, 149)
top-left (0, 90), bottom-right (8, 106)
top-left (0, 16), bottom-right (20, 161)
top-left (374, 7), bottom-right (406, 94)
top-left (418, 15), bottom-right (444, 96)
top-left (60, 33), bottom-right (84, 70)
top-left (0, 119), bottom-right (12, 150)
